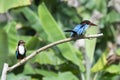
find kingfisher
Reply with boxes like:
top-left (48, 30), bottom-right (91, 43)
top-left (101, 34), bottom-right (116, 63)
top-left (16, 40), bottom-right (26, 60)
top-left (65, 20), bottom-right (97, 37)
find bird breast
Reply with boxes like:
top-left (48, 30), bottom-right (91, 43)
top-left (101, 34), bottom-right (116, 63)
top-left (18, 45), bottom-right (25, 55)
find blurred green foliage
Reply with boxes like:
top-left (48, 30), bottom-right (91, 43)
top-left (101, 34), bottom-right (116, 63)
top-left (0, 0), bottom-right (120, 80)
top-left (0, 0), bottom-right (30, 13)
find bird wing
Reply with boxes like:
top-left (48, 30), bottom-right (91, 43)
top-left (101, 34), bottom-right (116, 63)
top-left (24, 47), bottom-right (26, 57)
top-left (70, 24), bottom-right (81, 36)
top-left (72, 24), bottom-right (81, 32)
top-left (16, 49), bottom-right (19, 58)
top-left (77, 24), bottom-right (89, 35)
top-left (72, 24), bottom-right (86, 35)
top-left (65, 24), bottom-right (89, 36)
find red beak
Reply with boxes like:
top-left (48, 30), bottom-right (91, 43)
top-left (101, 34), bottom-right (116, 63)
top-left (90, 22), bottom-right (97, 26)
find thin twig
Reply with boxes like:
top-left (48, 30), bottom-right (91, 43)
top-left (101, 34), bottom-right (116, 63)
top-left (1, 63), bottom-right (9, 80)
top-left (7, 33), bottom-right (103, 72)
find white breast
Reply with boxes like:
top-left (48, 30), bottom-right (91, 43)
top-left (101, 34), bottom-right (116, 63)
top-left (18, 45), bottom-right (25, 55)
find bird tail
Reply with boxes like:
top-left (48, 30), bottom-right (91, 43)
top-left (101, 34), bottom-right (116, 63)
top-left (64, 30), bottom-right (77, 37)
top-left (64, 30), bottom-right (76, 33)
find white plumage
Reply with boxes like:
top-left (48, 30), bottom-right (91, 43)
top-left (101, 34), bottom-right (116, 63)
top-left (18, 45), bottom-right (25, 55)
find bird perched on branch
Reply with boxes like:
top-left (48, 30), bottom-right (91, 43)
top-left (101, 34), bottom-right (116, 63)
top-left (64, 20), bottom-right (97, 37)
top-left (16, 40), bottom-right (26, 60)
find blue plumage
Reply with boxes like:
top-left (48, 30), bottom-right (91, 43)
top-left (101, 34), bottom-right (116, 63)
top-left (16, 50), bottom-right (19, 58)
top-left (65, 20), bottom-right (96, 37)
top-left (70, 24), bottom-right (89, 37)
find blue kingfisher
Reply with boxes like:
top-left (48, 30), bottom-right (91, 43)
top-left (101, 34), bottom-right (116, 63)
top-left (65, 20), bottom-right (97, 37)
top-left (16, 40), bottom-right (26, 60)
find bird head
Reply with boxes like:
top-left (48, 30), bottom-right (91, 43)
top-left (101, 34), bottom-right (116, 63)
top-left (18, 40), bottom-right (25, 46)
top-left (80, 20), bottom-right (97, 26)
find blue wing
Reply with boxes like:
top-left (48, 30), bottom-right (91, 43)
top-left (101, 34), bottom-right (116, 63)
top-left (70, 24), bottom-right (82, 36)
top-left (70, 24), bottom-right (89, 36)
top-left (16, 50), bottom-right (19, 58)
top-left (77, 24), bottom-right (89, 35)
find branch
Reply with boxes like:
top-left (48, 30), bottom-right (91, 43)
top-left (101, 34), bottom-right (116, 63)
top-left (1, 63), bottom-right (9, 80)
top-left (7, 33), bottom-right (103, 72)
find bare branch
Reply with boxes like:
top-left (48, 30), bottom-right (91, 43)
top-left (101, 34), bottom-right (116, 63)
top-left (1, 63), bottom-right (9, 80)
top-left (7, 33), bottom-right (103, 72)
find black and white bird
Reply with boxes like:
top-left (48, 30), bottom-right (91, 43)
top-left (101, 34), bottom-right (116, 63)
top-left (16, 40), bottom-right (26, 60)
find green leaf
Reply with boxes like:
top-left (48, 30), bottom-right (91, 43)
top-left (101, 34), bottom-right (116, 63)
top-left (105, 10), bottom-right (120, 23)
top-left (93, 0), bottom-right (107, 14)
top-left (85, 27), bottom-right (98, 63)
top-left (0, 29), bottom-right (8, 75)
top-left (35, 50), bottom-right (65, 65)
top-left (35, 69), bottom-right (57, 77)
top-left (26, 36), bottom-right (40, 50)
top-left (4, 21), bottom-right (18, 55)
top-left (4, 21), bottom-right (32, 54)
top-left (24, 63), bottom-right (58, 76)
top-left (91, 49), bottom-right (109, 72)
top-left (21, 7), bottom-right (48, 40)
top-left (38, 2), bottom-right (85, 72)
top-left (84, 26), bottom-right (98, 80)
top-left (23, 63), bottom-right (36, 74)
top-left (7, 73), bottom-right (31, 80)
top-left (43, 72), bottom-right (79, 80)
top-left (105, 64), bottom-right (120, 74)
top-left (0, 0), bottom-right (31, 13)
top-left (116, 48), bottom-right (120, 55)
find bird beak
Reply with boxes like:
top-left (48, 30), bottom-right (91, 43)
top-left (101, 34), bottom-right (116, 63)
top-left (90, 22), bottom-right (97, 26)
